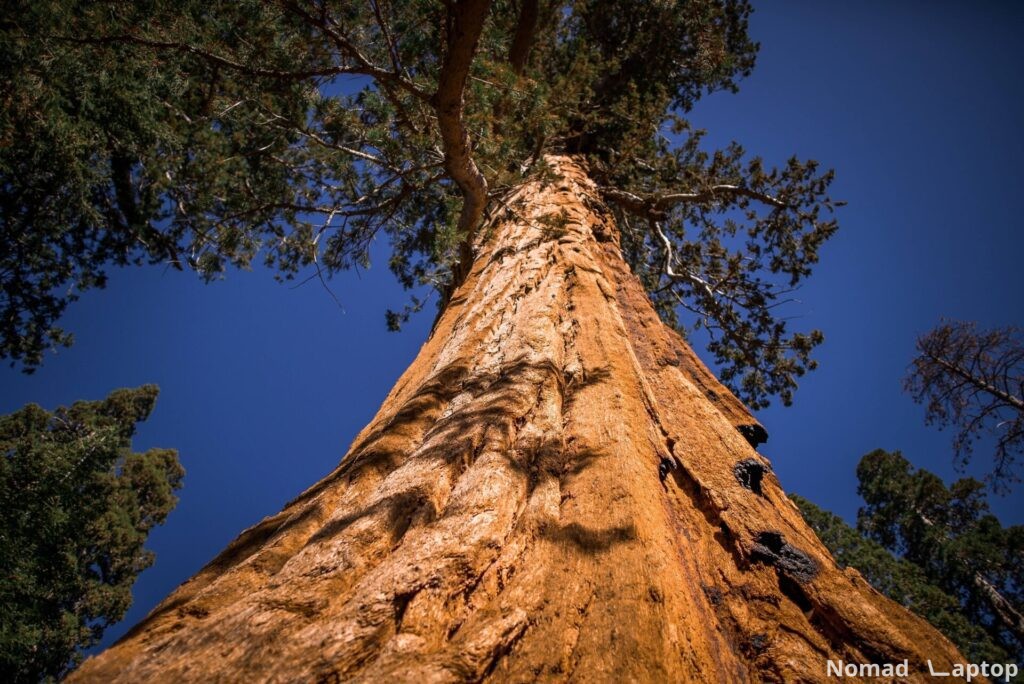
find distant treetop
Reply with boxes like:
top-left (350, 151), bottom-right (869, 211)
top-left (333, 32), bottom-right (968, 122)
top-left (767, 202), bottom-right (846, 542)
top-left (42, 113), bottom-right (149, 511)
top-left (906, 320), bottom-right (1024, 489)
top-left (0, 385), bottom-right (183, 681)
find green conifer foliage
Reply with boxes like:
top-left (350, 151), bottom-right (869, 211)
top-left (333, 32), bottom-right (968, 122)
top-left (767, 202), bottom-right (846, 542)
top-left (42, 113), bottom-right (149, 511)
top-left (856, 449), bottom-right (1023, 661)
top-left (1, 0), bottom-right (840, 408)
top-left (792, 494), bottom-right (1010, 665)
top-left (793, 448), bottom-right (1024, 666)
top-left (0, 386), bottom-right (183, 682)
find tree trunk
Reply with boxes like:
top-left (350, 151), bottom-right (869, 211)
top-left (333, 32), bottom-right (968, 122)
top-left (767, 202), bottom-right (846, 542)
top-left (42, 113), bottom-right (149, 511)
top-left (73, 157), bottom-right (965, 682)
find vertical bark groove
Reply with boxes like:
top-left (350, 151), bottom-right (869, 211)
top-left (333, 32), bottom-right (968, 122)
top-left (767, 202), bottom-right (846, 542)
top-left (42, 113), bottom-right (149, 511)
top-left (72, 156), bottom-right (965, 683)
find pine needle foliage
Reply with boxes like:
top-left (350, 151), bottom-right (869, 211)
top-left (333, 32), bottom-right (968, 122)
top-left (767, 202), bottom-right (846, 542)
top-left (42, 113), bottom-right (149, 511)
top-left (2, 0), bottom-right (841, 408)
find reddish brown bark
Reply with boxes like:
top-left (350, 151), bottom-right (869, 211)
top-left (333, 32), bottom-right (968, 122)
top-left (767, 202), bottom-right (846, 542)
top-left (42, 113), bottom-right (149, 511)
top-left (73, 157), bottom-right (965, 682)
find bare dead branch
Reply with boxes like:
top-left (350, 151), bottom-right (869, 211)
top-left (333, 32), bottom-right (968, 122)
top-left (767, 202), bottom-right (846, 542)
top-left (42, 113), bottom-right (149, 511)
top-left (601, 184), bottom-right (787, 218)
top-left (924, 352), bottom-right (1024, 413)
top-left (653, 221), bottom-right (717, 299)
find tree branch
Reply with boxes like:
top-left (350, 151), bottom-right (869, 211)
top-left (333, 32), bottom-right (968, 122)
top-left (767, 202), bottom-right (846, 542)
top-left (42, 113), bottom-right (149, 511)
top-left (508, 0), bottom-right (539, 75)
top-left (434, 0), bottom-right (492, 285)
top-left (58, 34), bottom-right (350, 82)
top-left (925, 352), bottom-right (1024, 413)
top-left (913, 505), bottom-right (1024, 644)
top-left (369, 0), bottom-right (406, 79)
top-left (602, 184), bottom-right (787, 218)
top-left (276, 0), bottom-right (431, 102)
top-left (652, 221), bottom-right (717, 300)
top-left (657, 185), bottom-right (787, 209)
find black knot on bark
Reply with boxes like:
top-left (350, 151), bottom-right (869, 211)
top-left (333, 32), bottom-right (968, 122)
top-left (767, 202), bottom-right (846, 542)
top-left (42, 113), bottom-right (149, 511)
top-left (742, 633), bottom-right (770, 657)
top-left (702, 584), bottom-right (724, 606)
top-left (733, 458), bottom-right (768, 496)
top-left (751, 531), bottom-right (818, 583)
top-left (737, 424), bottom-right (768, 448)
top-left (658, 456), bottom-right (675, 482)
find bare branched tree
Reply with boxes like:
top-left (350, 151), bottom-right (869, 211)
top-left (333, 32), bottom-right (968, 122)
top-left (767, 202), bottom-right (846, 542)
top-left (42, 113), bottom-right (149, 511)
top-left (905, 320), bottom-right (1024, 489)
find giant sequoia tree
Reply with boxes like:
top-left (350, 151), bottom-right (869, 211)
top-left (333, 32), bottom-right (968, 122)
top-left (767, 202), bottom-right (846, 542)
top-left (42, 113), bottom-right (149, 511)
top-left (4, 1), bottom-right (970, 681)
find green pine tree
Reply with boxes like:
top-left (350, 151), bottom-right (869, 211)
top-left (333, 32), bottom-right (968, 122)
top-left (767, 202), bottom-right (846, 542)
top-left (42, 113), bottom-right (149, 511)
top-left (857, 449), bottom-right (1024, 661)
top-left (793, 448), bottom-right (1024, 666)
top-left (791, 494), bottom-right (1010, 665)
top-left (0, 386), bottom-right (183, 682)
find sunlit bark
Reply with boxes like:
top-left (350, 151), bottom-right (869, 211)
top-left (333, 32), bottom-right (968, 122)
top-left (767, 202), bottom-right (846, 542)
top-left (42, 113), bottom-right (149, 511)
top-left (73, 157), bottom-right (963, 683)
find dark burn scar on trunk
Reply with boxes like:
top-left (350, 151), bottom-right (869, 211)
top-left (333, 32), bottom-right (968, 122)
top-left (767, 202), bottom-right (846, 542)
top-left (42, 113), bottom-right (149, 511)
top-left (658, 456), bottom-right (676, 482)
top-left (750, 531), bottom-right (818, 583)
top-left (733, 458), bottom-right (768, 496)
top-left (737, 424), bottom-right (768, 448)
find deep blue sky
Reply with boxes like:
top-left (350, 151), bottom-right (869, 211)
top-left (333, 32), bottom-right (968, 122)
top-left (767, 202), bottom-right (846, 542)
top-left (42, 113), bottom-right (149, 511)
top-left (2, 1), bottom-right (1023, 649)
